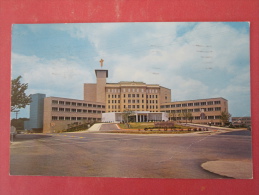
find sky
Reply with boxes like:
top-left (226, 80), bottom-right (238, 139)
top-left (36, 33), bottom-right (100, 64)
top-left (11, 22), bottom-right (250, 119)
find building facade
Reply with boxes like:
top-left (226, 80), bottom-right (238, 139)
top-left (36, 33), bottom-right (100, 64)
top-left (26, 65), bottom-right (229, 133)
top-left (24, 93), bottom-right (46, 131)
top-left (43, 97), bottom-right (105, 133)
top-left (102, 111), bottom-right (168, 123)
top-left (160, 97), bottom-right (228, 125)
top-left (84, 69), bottom-right (171, 113)
top-left (232, 117), bottom-right (251, 127)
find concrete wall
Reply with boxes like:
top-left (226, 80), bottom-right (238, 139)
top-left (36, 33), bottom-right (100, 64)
top-left (84, 83), bottom-right (97, 102)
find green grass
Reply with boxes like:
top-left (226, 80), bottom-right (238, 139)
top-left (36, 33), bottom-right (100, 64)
top-left (117, 122), bottom-right (190, 130)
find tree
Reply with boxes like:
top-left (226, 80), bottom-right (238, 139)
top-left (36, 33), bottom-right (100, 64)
top-left (182, 110), bottom-right (193, 124)
top-left (187, 111), bottom-right (193, 123)
top-left (122, 109), bottom-right (134, 126)
top-left (220, 111), bottom-right (231, 126)
top-left (11, 76), bottom-right (31, 112)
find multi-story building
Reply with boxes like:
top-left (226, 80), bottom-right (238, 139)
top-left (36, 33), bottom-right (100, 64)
top-left (43, 97), bottom-right (105, 133)
top-left (84, 69), bottom-right (171, 113)
top-left (160, 97), bottom-right (228, 125)
top-left (24, 93), bottom-right (46, 131)
top-left (26, 63), bottom-right (229, 132)
top-left (232, 117), bottom-right (251, 127)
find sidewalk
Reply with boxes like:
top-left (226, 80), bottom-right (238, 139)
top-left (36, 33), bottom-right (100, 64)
top-left (201, 160), bottom-right (253, 179)
top-left (87, 123), bottom-right (103, 132)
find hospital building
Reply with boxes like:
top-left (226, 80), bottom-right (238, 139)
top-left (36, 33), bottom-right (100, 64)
top-left (25, 64), bottom-right (228, 133)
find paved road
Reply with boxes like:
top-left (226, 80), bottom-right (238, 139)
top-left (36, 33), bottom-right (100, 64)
top-left (99, 123), bottom-right (120, 131)
top-left (10, 130), bottom-right (252, 178)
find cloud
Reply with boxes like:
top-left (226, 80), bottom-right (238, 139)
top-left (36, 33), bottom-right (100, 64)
top-left (12, 53), bottom-right (94, 99)
top-left (11, 22), bottom-right (250, 117)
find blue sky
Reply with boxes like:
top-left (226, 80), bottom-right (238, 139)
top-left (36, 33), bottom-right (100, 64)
top-left (11, 22), bottom-right (250, 119)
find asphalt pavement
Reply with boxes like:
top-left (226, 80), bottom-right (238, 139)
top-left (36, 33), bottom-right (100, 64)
top-left (10, 125), bottom-right (252, 179)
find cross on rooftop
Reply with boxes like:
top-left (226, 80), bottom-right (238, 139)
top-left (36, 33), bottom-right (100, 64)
top-left (100, 59), bottom-right (104, 68)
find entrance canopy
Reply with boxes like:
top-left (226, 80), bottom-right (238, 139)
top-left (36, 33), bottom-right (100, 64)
top-left (102, 111), bottom-right (168, 123)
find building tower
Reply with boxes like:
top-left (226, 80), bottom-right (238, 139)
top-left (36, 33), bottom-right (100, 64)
top-left (24, 93), bottom-right (46, 131)
top-left (84, 60), bottom-right (108, 103)
top-left (95, 69), bottom-right (108, 103)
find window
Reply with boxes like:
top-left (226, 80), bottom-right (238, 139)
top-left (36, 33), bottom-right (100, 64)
top-left (52, 107), bottom-right (58, 111)
top-left (215, 107), bottom-right (221, 111)
top-left (52, 100), bottom-right (58, 104)
top-left (182, 104), bottom-right (187, 107)
top-left (208, 108), bottom-right (214, 111)
top-left (59, 101), bottom-right (64, 105)
top-left (128, 94), bottom-right (131, 98)
top-left (214, 101), bottom-right (221, 104)
top-left (59, 108), bottom-right (64, 112)
top-left (188, 103), bottom-right (193, 106)
top-left (208, 116), bottom-right (214, 119)
top-left (176, 104), bottom-right (181, 107)
top-left (195, 116), bottom-right (200, 120)
top-left (65, 102), bottom-right (70, 105)
top-left (194, 108), bottom-right (200, 112)
top-left (71, 109), bottom-right (76, 112)
top-left (52, 116), bottom-right (58, 120)
top-left (59, 116), bottom-right (64, 120)
top-left (208, 101), bottom-right (213, 105)
top-left (201, 102), bottom-right (206, 106)
top-left (77, 103), bottom-right (82, 106)
top-left (77, 109), bottom-right (82, 113)
top-left (71, 117), bottom-right (76, 120)
top-left (72, 102), bottom-right (76, 106)
top-left (194, 102), bottom-right (200, 106)
top-left (65, 108), bottom-right (70, 112)
top-left (65, 117), bottom-right (70, 120)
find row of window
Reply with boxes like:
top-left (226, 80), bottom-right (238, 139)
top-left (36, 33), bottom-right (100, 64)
top-left (107, 105), bottom-right (159, 110)
top-left (161, 101), bottom-right (221, 108)
top-left (52, 107), bottom-right (104, 114)
top-left (52, 116), bottom-right (101, 121)
top-left (108, 94), bottom-right (159, 99)
top-left (108, 99), bottom-right (159, 104)
top-left (107, 88), bottom-right (159, 93)
top-left (170, 115), bottom-right (221, 120)
top-left (52, 100), bottom-right (105, 108)
top-left (162, 107), bottom-right (221, 113)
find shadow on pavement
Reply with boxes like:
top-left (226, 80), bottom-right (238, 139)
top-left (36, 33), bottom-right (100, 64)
top-left (218, 130), bottom-right (251, 136)
top-left (11, 134), bottom-right (53, 142)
